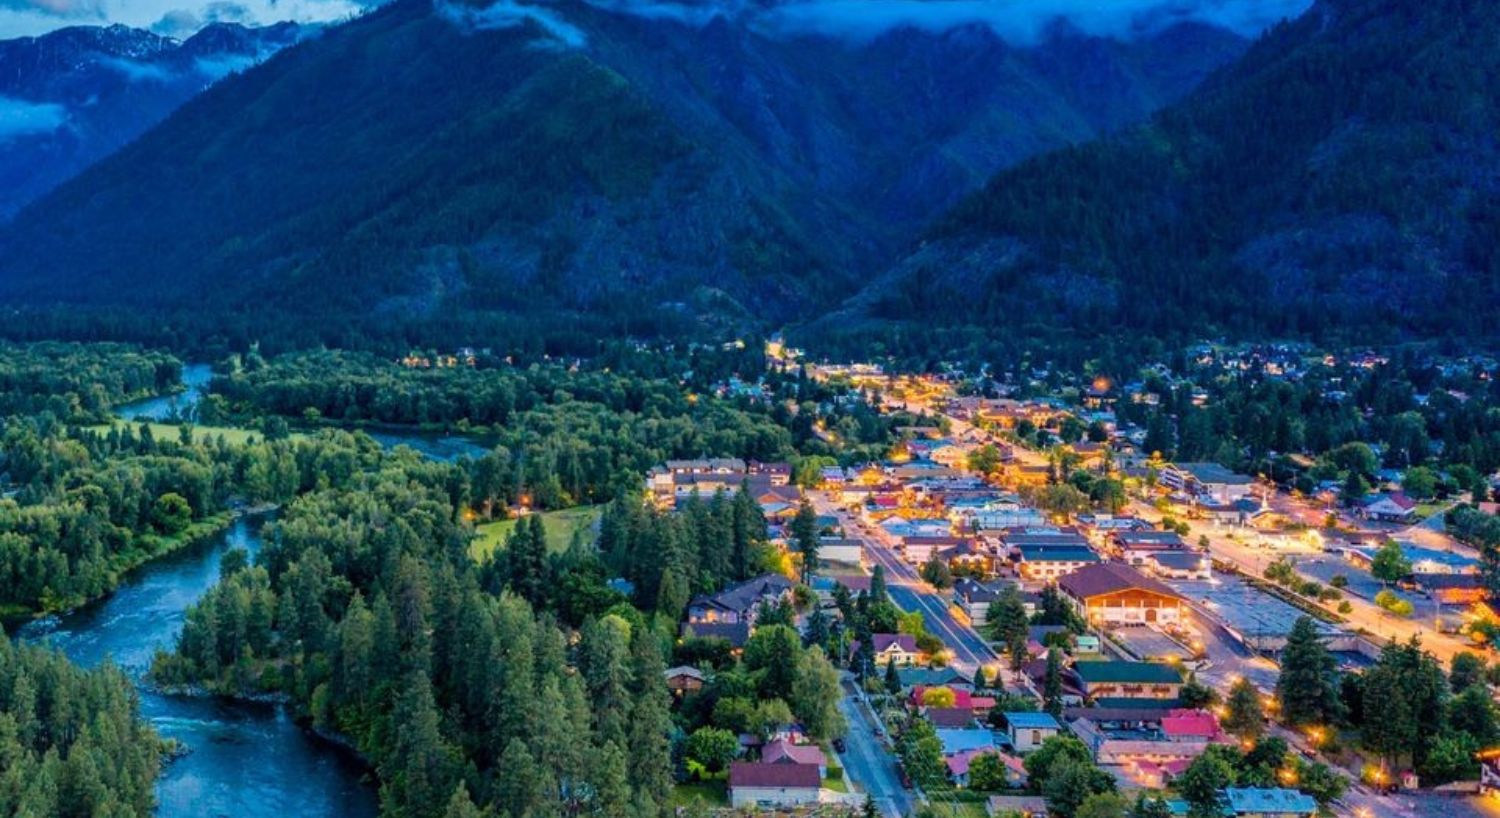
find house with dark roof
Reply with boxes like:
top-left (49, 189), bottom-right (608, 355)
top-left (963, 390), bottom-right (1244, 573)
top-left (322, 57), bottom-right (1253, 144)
top-left (1145, 551), bottom-right (1211, 581)
top-left (1058, 563), bottom-right (1185, 626)
top-left (1071, 661), bottom-right (1183, 701)
top-left (762, 738), bottom-right (827, 776)
top-left (1014, 545), bottom-right (1100, 580)
top-left (686, 574), bottom-right (795, 627)
top-left (727, 761), bottom-right (821, 808)
top-left (1162, 462), bottom-right (1254, 504)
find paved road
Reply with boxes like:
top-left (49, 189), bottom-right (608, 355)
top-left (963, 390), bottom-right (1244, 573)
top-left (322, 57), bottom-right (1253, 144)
top-left (814, 493), bottom-right (1000, 674)
top-left (836, 680), bottom-right (913, 818)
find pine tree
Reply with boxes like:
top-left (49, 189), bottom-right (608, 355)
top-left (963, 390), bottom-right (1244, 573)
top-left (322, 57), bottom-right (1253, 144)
top-left (1276, 616), bottom-right (1342, 727)
top-left (442, 783), bottom-right (483, 818)
top-left (1043, 648), bottom-right (1064, 715)
top-left (884, 656), bottom-right (902, 694)
top-left (792, 499), bottom-right (820, 584)
top-left (1223, 678), bottom-right (1264, 740)
top-left (627, 633), bottom-right (674, 814)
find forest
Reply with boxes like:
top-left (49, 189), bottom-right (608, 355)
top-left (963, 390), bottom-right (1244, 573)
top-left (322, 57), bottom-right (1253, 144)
top-left (0, 638), bottom-right (162, 817)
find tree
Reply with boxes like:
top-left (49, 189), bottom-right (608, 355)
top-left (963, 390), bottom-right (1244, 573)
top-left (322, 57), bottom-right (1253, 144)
top-left (884, 656), bottom-right (902, 695)
top-left (1450, 684), bottom-right (1500, 745)
top-left (922, 687), bottom-right (957, 708)
top-left (1451, 652), bottom-right (1488, 693)
top-left (1023, 735), bottom-right (1093, 789)
top-left (1076, 792), bottom-right (1130, 818)
top-left (1223, 678), bottom-right (1265, 741)
top-left (968, 752), bottom-right (1014, 791)
top-left (1402, 466), bottom-right (1438, 500)
top-left (443, 783), bottom-right (483, 818)
top-left (968, 444), bottom-right (1002, 475)
top-left (1043, 648), bottom-right (1064, 716)
top-left (920, 556), bottom-right (953, 589)
top-left (151, 492), bottom-right (193, 535)
top-left (989, 586), bottom-right (1031, 671)
top-left (898, 719), bottom-right (946, 789)
top-left (684, 727), bottom-right (738, 774)
top-left (1276, 617), bottom-right (1341, 727)
top-left (1178, 674), bottom-right (1218, 710)
top-left (792, 646), bottom-right (846, 741)
top-left (972, 665), bottom-right (989, 692)
top-left (1341, 471), bottom-right (1370, 506)
top-left (791, 500), bottom-right (820, 584)
top-left (1129, 795), bottom-right (1174, 818)
top-left (1370, 540), bottom-right (1412, 584)
top-left (1043, 759), bottom-right (1116, 818)
top-left (1177, 750), bottom-right (1236, 818)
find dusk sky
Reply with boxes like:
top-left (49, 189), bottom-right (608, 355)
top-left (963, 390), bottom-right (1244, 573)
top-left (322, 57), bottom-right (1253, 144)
top-left (0, 0), bottom-right (369, 37)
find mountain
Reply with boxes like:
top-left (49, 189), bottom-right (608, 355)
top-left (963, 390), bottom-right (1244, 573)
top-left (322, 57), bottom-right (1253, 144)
top-left (0, 21), bottom-right (307, 219)
top-left (0, 0), bottom-right (1244, 333)
top-left (835, 0), bottom-right (1500, 344)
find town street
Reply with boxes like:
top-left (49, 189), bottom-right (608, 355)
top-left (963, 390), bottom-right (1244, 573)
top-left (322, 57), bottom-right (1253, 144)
top-left (836, 680), bottom-right (914, 818)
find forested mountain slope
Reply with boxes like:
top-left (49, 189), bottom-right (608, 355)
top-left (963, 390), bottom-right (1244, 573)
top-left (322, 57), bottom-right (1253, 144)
top-left (0, 21), bottom-right (305, 218)
top-left (831, 0), bottom-right (1500, 346)
top-left (0, 0), bottom-right (1243, 334)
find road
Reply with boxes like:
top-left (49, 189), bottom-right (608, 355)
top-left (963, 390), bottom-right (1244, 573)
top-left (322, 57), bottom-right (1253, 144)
top-left (836, 680), bottom-right (913, 818)
top-left (813, 492), bottom-right (1000, 674)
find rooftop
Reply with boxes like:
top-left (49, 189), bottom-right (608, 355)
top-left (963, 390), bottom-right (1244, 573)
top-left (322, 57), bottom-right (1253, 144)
top-left (1059, 563), bottom-right (1182, 601)
top-left (1073, 661), bottom-right (1183, 685)
top-left (1003, 712), bottom-right (1061, 731)
top-left (1016, 545), bottom-right (1099, 563)
top-left (1223, 787), bottom-right (1317, 814)
top-left (728, 761), bottom-right (821, 790)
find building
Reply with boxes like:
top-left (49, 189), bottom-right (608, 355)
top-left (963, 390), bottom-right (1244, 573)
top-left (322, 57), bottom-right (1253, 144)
top-left (818, 537), bottom-right (863, 565)
top-left (1072, 661), bottom-right (1183, 701)
top-left (899, 667), bottom-right (972, 691)
top-left (860, 633), bottom-right (921, 667)
top-left (1163, 462), bottom-right (1254, 504)
top-left (763, 738), bottom-right (827, 777)
top-left (727, 762), bottom-right (821, 808)
top-left (1223, 788), bottom-right (1317, 818)
top-left (685, 574), bottom-right (795, 626)
top-left (955, 578), bottom-right (1038, 626)
top-left (1066, 708), bottom-right (1224, 767)
top-left (1360, 492), bottom-right (1418, 523)
top-left (1111, 531), bottom-right (1188, 566)
top-left (1058, 563), bottom-right (1186, 626)
top-left (904, 536), bottom-right (966, 565)
top-left (1003, 711), bottom-right (1061, 753)
top-left (1146, 551), bottom-right (1212, 581)
top-left (664, 666), bottom-right (705, 697)
top-left (1015, 545), bottom-right (1100, 580)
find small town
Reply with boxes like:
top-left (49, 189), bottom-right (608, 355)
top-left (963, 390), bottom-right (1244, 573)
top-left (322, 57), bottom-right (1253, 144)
top-left (636, 340), bottom-right (1500, 818)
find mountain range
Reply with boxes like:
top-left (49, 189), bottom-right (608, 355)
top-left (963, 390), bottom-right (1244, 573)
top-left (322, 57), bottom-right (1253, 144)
top-left (0, 0), bottom-right (1246, 333)
top-left (0, 21), bottom-right (307, 219)
top-left (832, 0), bottom-right (1500, 345)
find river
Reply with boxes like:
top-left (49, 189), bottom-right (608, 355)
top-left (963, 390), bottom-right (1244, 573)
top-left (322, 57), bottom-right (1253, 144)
top-left (18, 516), bottom-right (378, 818)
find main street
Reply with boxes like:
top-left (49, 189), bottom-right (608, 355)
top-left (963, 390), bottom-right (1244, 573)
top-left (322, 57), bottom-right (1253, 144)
top-left (812, 492), bottom-right (1000, 674)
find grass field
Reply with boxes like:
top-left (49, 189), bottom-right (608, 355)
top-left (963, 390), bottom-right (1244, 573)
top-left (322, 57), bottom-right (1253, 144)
top-left (91, 420), bottom-right (304, 447)
top-left (669, 780), bottom-right (726, 808)
top-left (469, 506), bottom-right (603, 560)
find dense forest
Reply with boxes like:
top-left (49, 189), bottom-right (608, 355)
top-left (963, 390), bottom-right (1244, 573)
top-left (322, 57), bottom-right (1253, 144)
top-left (0, 638), bottom-right (162, 817)
top-left (839, 0), bottom-right (1500, 343)
top-left (0, 343), bottom-right (179, 423)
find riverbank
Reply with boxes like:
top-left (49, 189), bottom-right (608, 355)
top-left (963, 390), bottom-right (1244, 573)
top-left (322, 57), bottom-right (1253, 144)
top-left (3, 507), bottom-right (252, 625)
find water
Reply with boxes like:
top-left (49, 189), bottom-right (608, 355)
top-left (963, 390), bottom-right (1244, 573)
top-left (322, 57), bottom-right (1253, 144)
top-left (17, 517), bottom-right (378, 818)
top-left (115, 363), bottom-right (487, 462)
top-left (116, 363), bottom-right (215, 422)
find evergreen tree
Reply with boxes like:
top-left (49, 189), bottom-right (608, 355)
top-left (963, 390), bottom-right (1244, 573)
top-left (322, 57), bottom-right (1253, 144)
top-left (885, 656), bottom-right (902, 695)
top-left (791, 499), bottom-right (820, 584)
top-left (1275, 617), bottom-right (1342, 727)
top-left (1223, 678), bottom-right (1265, 741)
top-left (1043, 648), bottom-right (1064, 715)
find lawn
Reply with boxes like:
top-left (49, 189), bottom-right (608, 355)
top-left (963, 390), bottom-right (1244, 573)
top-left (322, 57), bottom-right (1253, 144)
top-left (669, 780), bottom-right (726, 808)
top-left (91, 420), bottom-right (301, 447)
top-left (469, 506), bottom-right (603, 560)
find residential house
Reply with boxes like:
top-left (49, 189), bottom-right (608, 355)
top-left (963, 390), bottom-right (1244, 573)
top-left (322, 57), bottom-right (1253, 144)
top-left (948, 749), bottom-right (1026, 788)
top-left (727, 762), bottom-right (821, 808)
top-left (685, 574), bottom-right (795, 626)
top-left (937, 538), bottom-right (994, 574)
top-left (1360, 492), bottom-right (1418, 523)
top-left (1067, 708), bottom-right (1225, 768)
top-left (1003, 712), bottom-right (1060, 753)
top-left (1071, 661), bottom-right (1183, 702)
top-left (904, 536), bottom-right (965, 565)
top-left (860, 633), bottom-right (921, 667)
top-left (1058, 563), bottom-right (1186, 626)
top-left (986, 795), bottom-right (1050, 817)
top-left (762, 738), bottom-right (827, 777)
top-left (1015, 546), bottom-right (1100, 580)
top-left (1110, 531), bottom-right (1188, 566)
top-left (898, 667), bottom-right (973, 692)
top-left (664, 666), bottom-right (705, 697)
top-left (954, 579), bottom-right (1038, 627)
top-left (1223, 788), bottom-right (1317, 818)
top-left (928, 707), bottom-right (979, 729)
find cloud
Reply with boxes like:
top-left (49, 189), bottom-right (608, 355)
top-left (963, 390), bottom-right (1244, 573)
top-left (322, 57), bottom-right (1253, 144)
top-left (151, 1), bottom-right (255, 36)
top-left (435, 0), bottom-right (587, 47)
top-left (0, 0), bottom-right (103, 18)
top-left (579, 0), bottom-right (1314, 44)
top-left (0, 95), bottom-right (67, 140)
top-left (101, 56), bottom-right (175, 81)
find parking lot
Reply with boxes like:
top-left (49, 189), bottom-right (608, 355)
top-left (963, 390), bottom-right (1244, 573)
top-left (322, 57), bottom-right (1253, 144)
top-left (1175, 576), bottom-right (1343, 651)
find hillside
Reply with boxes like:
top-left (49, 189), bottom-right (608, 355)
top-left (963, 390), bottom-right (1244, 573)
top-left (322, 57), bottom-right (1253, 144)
top-left (0, 21), bottom-right (305, 218)
top-left (0, 0), bottom-right (1244, 337)
top-left (832, 0), bottom-right (1500, 345)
